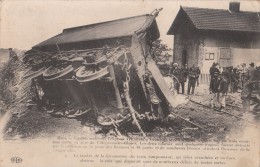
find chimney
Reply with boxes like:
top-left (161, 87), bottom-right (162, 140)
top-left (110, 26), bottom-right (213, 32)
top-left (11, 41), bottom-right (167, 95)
top-left (229, 2), bottom-right (240, 12)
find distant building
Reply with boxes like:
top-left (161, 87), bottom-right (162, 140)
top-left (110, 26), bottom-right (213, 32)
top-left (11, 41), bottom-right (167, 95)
top-left (167, 2), bottom-right (260, 81)
top-left (0, 49), bottom-right (10, 64)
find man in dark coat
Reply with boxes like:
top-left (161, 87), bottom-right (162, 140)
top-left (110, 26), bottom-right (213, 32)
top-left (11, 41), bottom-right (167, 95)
top-left (195, 67), bottom-right (201, 86)
top-left (231, 67), bottom-right (239, 92)
top-left (246, 63), bottom-right (256, 82)
top-left (169, 63), bottom-right (181, 94)
top-left (241, 63), bottom-right (257, 111)
top-left (177, 65), bottom-right (188, 94)
top-left (242, 63), bottom-right (256, 97)
top-left (187, 65), bottom-right (198, 95)
top-left (209, 62), bottom-right (216, 92)
top-left (209, 63), bottom-right (220, 93)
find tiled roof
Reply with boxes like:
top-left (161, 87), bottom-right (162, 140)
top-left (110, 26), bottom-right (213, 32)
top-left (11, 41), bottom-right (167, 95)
top-left (33, 14), bottom-right (159, 48)
top-left (168, 6), bottom-right (260, 34)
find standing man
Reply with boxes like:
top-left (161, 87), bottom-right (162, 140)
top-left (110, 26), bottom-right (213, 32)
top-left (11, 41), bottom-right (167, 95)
top-left (187, 65), bottom-right (197, 95)
top-left (195, 66), bottom-right (201, 86)
top-left (169, 63), bottom-right (180, 94)
top-left (242, 63), bottom-right (256, 111)
top-left (210, 63), bottom-right (221, 93)
top-left (246, 63), bottom-right (256, 82)
top-left (178, 65), bottom-right (188, 94)
top-left (232, 67), bottom-right (239, 92)
top-left (241, 63), bottom-right (247, 88)
top-left (209, 62), bottom-right (216, 93)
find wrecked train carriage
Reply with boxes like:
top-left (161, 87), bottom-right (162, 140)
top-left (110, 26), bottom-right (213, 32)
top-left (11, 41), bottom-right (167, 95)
top-left (23, 10), bottom-right (184, 132)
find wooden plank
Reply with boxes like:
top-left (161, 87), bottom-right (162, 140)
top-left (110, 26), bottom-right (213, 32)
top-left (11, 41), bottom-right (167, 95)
top-left (147, 57), bottom-right (189, 108)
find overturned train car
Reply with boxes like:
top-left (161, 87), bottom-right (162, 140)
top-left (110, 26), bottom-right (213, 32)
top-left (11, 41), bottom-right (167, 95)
top-left (23, 10), bottom-right (185, 136)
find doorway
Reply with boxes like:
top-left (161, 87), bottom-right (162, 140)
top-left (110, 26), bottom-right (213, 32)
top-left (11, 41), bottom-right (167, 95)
top-left (182, 49), bottom-right (188, 66)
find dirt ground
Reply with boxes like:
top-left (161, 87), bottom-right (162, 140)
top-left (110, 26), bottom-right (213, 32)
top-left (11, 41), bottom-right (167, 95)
top-left (1, 82), bottom-right (259, 141)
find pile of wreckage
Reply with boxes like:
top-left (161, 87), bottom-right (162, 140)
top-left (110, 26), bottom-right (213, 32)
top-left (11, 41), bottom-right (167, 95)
top-left (20, 9), bottom-right (188, 136)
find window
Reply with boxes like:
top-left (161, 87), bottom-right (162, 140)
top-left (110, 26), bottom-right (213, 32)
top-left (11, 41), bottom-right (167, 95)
top-left (220, 48), bottom-right (231, 60)
top-left (205, 53), bottom-right (214, 60)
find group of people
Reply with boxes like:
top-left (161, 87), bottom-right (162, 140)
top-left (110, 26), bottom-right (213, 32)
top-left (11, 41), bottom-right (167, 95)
top-left (235, 63), bottom-right (259, 91)
top-left (169, 63), bottom-right (200, 95)
top-left (209, 62), bottom-right (258, 94)
top-left (209, 61), bottom-right (259, 111)
top-left (168, 61), bottom-right (259, 111)
top-left (169, 61), bottom-right (258, 95)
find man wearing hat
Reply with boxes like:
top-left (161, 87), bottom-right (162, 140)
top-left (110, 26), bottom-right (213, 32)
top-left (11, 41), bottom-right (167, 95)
top-left (244, 62), bottom-right (256, 94)
top-left (246, 63), bottom-right (256, 82)
top-left (178, 64), bottom-right (188, 94)
top-left (241, 62), bottom-right (257, 111)
top-left (187, 65), bottom-right (198, 95)
top-left (209, 62), bottom-right (220, 93)
top-left (169, 63), bottom-right (181, 93)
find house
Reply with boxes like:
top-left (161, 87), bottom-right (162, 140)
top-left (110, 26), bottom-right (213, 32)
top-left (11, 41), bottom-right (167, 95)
top-left (0, 49), bottom-right (10, 66)
top-left (30, 14), bottom-right (159, 52)
top-left (0, 48), bottom-right (10, 68)
top-left (167, 2), bottom-right (260, 82)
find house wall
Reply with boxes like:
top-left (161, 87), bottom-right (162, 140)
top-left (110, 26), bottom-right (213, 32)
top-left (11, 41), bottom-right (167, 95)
top-left (173, 31), bottom-right (260, 84)
top-left (233, 48), bottom-right (260, 66)
top-left (173, 34), bottom-right (199, 68)
top-left (200, 47), bottom-right (219, 74)
top-left (198, 32), bottom-right (260, 73)
top-left (172, 9), bottom-right (200, 68)
top-left (202, 32), bottom-right (260, 49)
top-left (173, 34), bottom-right (184, 64)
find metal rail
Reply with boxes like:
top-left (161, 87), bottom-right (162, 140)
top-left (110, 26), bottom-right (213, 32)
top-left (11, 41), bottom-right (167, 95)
top-left (226, 103), bottom-right (241, 109)
top-left (169, 112), bottom-right (207, 131)
top-left (189, 99), bottom-right (258, 127)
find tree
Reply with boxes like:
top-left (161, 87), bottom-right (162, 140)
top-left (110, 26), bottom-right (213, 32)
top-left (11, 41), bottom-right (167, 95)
top-left (150, 39), bottom-right (172, 63)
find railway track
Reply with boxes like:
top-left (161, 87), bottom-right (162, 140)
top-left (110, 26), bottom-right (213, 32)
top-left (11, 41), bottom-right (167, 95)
top-left (189, 99), bottom-right (258, 127)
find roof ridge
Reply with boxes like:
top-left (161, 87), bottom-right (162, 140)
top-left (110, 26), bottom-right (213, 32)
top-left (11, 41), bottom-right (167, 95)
top-left (33, 14), bottom-right (160, 48)
top-left (181, 6), bottom-right (260, 14)
top-left (63, 14), bottom-right (151, 33)
top-left (168, 6), bottom-right (260, 34)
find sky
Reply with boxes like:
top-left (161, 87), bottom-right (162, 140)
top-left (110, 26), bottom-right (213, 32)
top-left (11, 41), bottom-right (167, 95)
top-left (0, 0), bottom-right (259, 51)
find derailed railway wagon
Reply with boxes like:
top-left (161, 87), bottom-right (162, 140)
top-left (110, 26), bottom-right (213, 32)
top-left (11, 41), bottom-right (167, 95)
top-left (23, 9), bottom-right (187, 136)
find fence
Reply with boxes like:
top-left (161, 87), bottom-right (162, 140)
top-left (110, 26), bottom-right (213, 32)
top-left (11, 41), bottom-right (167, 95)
top-left (199, 74), bottom-right (211, 83)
